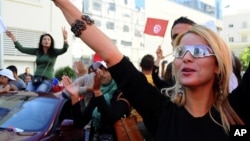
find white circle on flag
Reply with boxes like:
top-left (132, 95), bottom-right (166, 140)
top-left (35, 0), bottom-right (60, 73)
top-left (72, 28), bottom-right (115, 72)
top-left (153, 24), bottom-right (162, 34)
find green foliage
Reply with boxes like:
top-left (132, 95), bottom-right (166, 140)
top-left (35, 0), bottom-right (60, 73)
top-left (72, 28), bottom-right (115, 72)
top-left (239, 46), bottom-right (250, 71)
top-left (54, 66), bottom-right (76, 81)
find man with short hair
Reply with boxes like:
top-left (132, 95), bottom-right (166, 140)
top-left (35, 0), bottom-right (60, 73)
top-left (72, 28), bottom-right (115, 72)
top-left (18, 67), bottom-right (33, 82)
top-left (140, 54), bottom-right (156, 87)
top-left (170, 16), bottom-right (196, 43)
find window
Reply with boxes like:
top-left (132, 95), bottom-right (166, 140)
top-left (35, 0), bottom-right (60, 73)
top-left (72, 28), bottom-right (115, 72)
top-left (229, 37), bottom-right (234, 42)
top-left (140, 42), bottom-right (144, 48)
top-left (241, 35), bottom-right (248, 42)
top-left (123, 13), bottom-right (130, 18)
top-left (228, 24), bottom-right (234, 28)
top-left (121, 40), bottom-right (132, 46)
top-left (111, 39), bottom-right (117, 45)
top-left (123, 25), bottom-right (129, 32)
top-left (81, 56), bottom-right (91, 67)
top-left (106, 22), bottom-right (115, 30)
top-left (3, 28), bottom-right (43, 56)
top-left (93, 1), bottom-right (101, 11)
top-left (82, 0), bottom-right (89, 13)
top-left (134, 29), bottom-right (142, 37)
top-left (108, 3), bottom-right (116, 11)
top-left (242, 21), bottom-right (247, 28)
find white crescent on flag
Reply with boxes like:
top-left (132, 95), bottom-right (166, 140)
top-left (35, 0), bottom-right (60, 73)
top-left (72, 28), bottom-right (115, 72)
top-left (153, 24), bottom-right (162, 34)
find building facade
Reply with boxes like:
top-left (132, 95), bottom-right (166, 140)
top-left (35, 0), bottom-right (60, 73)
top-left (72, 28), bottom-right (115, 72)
top-left (221, 11), bottom-right (250, 57)
top-left (0, 0), bottom-right (223, 73)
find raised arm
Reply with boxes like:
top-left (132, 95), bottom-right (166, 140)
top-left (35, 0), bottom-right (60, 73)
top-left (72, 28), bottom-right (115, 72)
top-left (6, 30), bottom-right (17, 42)
top-left (6, 30), bottom-right (37, 55)
top-left (62, 26), bottom-right (68, 42)
top-left (52, 0), bottom-right (123, 68)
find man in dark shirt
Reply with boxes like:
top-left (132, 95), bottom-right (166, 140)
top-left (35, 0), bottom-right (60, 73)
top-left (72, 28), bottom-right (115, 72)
top-left (19, 67), bottom-right (33, 82)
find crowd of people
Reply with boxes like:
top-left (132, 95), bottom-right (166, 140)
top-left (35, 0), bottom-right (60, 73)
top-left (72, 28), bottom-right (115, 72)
top-left (0, 0), bottom-right (249, 141)
top-left (51, 0), bottom-right (249, 141)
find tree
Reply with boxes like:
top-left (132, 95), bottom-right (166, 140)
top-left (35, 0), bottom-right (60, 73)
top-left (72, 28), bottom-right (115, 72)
top-left (239, 46), bottom-right (250, 71)
top-left (54, 66), bottom-right (76, 81)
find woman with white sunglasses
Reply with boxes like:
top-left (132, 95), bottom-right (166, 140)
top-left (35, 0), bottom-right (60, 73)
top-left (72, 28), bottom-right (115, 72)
top-left (52, 0), bottom-right (249, 140)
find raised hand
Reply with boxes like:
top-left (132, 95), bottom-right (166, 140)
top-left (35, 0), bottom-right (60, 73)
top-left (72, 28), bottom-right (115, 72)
top-left (156, 45), bottom-right (164, 60)
top-left (61, 75), bottom-right (72, 87)
top-left (93, 69), bottom-right (102, 91)
top-left (62, 27), bottom-right (68, 41)
top-left (6, 30), bottom-right (17, 42)
top-left (89, 69), bottom-right (103, 97)
top-left (61, 75), bottom-right (81, 105)
top-left (73, 61), bottom-right (87, 77)
top-left (154, 45), bottom-right (164, 67)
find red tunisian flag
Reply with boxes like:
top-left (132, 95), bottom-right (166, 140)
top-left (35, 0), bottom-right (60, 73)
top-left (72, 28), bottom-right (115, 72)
top-left (144, 18), bottom-right (168, 37)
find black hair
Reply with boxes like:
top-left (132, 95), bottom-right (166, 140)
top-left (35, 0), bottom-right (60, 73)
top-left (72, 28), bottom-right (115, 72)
top-left (171, 16), bottom-right (196, 40)
top-left (6, 65), bottom-right (17, 74)
top-left (88, 64), bottom-right (94, 74)
top-left (38, 33), bottom-right (55, 56)
top-left (140, 54), bottom-right (154, 71)
top-left (232, 53), bottom-right (242, 83)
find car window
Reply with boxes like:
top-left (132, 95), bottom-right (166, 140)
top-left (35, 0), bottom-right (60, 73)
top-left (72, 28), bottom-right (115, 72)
top-left (0, 95), bottom-right (60, 131)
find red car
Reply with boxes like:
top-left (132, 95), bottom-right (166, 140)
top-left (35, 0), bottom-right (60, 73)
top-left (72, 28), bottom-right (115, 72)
top-left (0, 91), bottom-right (83, 141)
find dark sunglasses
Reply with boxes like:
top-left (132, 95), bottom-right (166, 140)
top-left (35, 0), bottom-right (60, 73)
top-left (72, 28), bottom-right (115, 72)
top-left (173, 45), bottom-right (215, 58)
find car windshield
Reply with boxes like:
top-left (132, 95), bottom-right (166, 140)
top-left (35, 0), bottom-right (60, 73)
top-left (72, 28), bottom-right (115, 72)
top-left (0, 95), bottom-right (59, 132)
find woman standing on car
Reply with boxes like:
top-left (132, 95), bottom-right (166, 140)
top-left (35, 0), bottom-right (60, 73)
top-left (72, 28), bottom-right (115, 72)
top-left (6, 28), bottom-right (69, 93)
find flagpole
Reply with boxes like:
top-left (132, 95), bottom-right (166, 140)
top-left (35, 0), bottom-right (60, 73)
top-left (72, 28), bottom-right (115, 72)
top-left (160, 35), bottom-right (165, 48)
top-left (163, 52), bottom-right (173, 58)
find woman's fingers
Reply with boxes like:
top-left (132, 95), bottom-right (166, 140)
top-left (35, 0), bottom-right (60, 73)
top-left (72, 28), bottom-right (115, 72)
top-left (61, 75), bottom-right (72, 87)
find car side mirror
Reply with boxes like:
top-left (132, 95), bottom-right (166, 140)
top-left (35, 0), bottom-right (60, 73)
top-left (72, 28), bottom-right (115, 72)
top-left (60, 119), bottom-right (74, 131)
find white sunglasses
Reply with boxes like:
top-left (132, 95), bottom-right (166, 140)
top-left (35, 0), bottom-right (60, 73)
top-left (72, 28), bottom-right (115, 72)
top-left (173, 45), bottom-right (215, 58)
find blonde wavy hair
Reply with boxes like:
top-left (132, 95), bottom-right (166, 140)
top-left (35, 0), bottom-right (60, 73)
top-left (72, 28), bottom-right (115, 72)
top-left (165, 24), bottom-right (244, 133)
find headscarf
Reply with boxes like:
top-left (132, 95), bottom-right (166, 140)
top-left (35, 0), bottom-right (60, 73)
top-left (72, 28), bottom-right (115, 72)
top-left (92, 79), bottom-right (117, 130)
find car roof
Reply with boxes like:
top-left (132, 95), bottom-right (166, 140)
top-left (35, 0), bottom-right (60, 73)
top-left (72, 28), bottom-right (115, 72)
top-left (0, 91), bottom-right (66, 140)
top-left (1, 91), bottom-right (62, 99)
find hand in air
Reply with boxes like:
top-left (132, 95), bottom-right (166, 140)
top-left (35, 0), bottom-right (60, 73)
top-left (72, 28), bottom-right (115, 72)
top-left (62, 75), bottom-right (81, 104)
top-left (73, 61), bottom-right (87, 77)
top-left (156, 45), bottom-right (164, 60)
top-left (92, 69), bottom-right (102, 91)
top-left (62, 27), bottom-right (68, 41)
